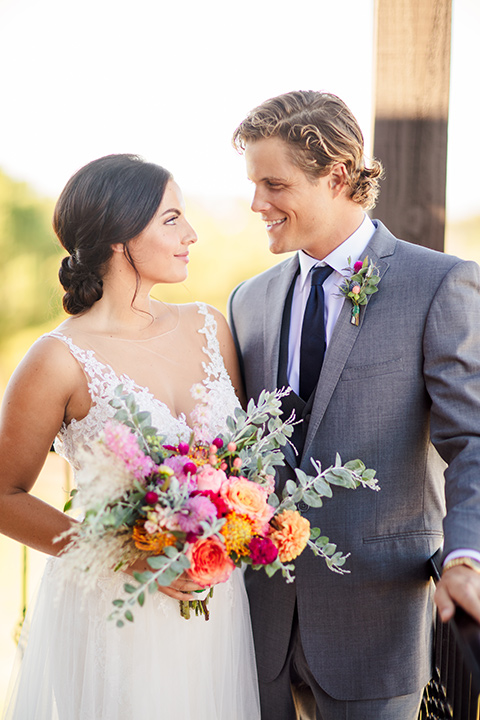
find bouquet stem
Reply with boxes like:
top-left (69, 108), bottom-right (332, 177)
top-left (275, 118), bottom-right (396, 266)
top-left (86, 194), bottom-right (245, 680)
top-left (179, 587), bottom-right (214, 621)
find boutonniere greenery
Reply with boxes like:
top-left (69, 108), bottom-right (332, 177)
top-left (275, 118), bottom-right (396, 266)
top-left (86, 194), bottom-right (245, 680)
top-left (338, 256), bottom-right (380, 326)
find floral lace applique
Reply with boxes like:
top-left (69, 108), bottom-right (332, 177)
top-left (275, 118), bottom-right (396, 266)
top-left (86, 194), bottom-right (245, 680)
top-left (46, 302), bottom-right (239, 477)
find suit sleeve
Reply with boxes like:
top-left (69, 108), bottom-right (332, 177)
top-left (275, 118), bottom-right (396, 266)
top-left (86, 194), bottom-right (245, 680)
top-left (423, 259), bottom-right (480, 556)
top-left (227, 284), bottom-right (246, 392)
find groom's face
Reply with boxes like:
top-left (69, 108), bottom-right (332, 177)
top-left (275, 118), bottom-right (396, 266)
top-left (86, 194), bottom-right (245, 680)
top-left (244, 136), bottom-right (336, 259)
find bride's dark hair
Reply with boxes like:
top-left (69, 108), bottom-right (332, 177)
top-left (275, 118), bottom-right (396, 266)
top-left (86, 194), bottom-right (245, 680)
top-left (54, 153), bottom-right (172, 315)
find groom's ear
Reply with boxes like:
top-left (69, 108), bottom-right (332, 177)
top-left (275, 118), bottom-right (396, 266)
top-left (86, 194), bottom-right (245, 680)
top-left (328, 163), bottom-right (349, 197)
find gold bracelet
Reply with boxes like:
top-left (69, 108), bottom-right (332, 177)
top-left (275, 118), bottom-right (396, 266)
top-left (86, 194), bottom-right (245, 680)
top-left (442, 557), bottom-right (480, 575)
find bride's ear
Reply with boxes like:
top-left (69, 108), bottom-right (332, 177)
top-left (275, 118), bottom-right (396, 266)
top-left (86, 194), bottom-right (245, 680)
top-left (111, 243), bottom-right (125, 254)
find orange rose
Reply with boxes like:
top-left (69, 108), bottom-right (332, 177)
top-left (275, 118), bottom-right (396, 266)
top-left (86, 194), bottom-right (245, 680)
top-left (269, 510), bottom-right (310, 562)
top-left (220, 477), bottom-right (274, 531)
top-left (186, 537), bottom-right (235, 587)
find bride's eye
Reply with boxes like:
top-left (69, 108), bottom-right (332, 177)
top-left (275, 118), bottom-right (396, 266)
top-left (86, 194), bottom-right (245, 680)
top-left (165, 215), bottom-right (179, 225)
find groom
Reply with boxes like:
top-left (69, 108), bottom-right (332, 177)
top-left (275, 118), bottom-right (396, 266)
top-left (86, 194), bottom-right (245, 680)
top-left (228, 91), bottom-right (480, 720)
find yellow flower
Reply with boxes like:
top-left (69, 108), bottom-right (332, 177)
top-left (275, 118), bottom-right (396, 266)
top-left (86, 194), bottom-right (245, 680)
top-left (269, 510), bottom-right (310, 562)
top-left (132, 522), bottom-right (177, 555)
top-left (220, 512), bottom-right (254, 556)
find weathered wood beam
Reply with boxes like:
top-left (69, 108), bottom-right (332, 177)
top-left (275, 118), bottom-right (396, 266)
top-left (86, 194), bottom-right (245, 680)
top-left (372, 0), bottom-right (452, 251)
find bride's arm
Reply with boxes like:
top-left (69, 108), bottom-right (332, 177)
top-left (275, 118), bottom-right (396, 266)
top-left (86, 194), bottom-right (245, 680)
top-left (0, 337), bottom-right (85, 555)
top-left (211, 309), bottom-right (247, 408)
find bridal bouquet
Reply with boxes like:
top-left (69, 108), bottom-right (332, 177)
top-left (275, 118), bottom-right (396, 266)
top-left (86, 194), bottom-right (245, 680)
top-left (59, 385), bottom-right (379, 627)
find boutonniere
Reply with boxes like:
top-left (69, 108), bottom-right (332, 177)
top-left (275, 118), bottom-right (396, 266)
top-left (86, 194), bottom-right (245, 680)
top-left (338, 256), bottom-right (380, 326)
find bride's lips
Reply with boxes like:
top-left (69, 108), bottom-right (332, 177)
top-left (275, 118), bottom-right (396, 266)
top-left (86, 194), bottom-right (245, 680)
top-left (175, 252), bottom-right (190, 263)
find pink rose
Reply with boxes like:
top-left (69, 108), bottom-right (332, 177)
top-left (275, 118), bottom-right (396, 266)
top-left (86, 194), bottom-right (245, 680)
top-left (352, 284), bottom-right (361, 294)
top-left (186, 536), bottom-right (235, 587)
top-left (354, 261), bottom-right (363, 273)
top-left (196, 465), bottom-right (227, 493)
top-left (220, 477), bottom-right (274, 531)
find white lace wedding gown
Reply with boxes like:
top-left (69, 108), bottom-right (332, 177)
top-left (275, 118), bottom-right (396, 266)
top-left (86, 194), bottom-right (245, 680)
top-left (3, 303), bottom-right (260, 720)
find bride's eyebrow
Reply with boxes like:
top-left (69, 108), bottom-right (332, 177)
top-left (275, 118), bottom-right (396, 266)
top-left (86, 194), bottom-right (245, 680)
top-left (159, 207), bottom-right (181, 216)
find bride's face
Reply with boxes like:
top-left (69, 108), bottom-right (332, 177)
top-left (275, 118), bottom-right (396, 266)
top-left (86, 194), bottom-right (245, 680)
top-left (128, 180), bottom-right (197, 286)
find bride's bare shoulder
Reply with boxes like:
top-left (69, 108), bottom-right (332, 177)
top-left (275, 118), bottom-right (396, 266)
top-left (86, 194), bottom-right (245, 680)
top-left (10, 323), bottom-right (87, 391)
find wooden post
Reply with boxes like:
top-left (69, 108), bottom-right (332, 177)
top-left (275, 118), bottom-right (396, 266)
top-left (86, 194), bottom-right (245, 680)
top-left (372, 0), bottom-right (452, 251)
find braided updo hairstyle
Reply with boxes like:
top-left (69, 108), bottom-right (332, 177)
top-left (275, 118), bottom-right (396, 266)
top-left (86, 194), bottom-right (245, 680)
top-left (54, 154), bottom-right (171, 315)
top-left (232, 90), bottom-right (384, 210)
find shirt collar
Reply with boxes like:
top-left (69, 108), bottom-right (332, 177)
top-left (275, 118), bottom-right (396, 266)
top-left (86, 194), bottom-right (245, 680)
top-left (298, 214), bottom-right (376, 291)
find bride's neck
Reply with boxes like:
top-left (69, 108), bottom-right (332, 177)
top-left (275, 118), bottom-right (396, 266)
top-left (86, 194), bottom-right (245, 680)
top-left (83, 275), bottom-right (159, 334)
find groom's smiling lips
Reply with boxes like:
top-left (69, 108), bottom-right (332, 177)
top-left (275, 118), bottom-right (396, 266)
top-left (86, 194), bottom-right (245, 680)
top-left (262, 217), bottom-right (287, 231)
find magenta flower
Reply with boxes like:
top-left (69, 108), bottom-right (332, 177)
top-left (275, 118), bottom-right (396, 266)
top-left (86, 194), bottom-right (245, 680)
top-left (249, 536), bottom-right (279, 565)
top-left (144, 491), bottom-right (158, 506)
top-left (177, 495), bottom-right (218, 533)
top-left (163, 456), bottom-right (197, 490)
top-left (354, 261), bottom-right (363, 273)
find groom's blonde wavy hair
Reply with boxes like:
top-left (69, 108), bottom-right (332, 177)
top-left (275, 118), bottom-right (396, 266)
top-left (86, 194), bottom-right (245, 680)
top-left (232, 90), bottom-right (383, 210)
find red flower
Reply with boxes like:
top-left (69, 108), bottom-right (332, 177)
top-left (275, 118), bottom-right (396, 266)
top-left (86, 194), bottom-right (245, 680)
top-left (194, 490), bottom-right (229, 517)
top-left (249, 536), bottom-right (279, 565)
top-left (144, 491), bottom-right (158, 506)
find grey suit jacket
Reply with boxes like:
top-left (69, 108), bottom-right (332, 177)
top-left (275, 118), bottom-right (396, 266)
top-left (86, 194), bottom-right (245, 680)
top-left (228, 221), bottom-right (480, 701)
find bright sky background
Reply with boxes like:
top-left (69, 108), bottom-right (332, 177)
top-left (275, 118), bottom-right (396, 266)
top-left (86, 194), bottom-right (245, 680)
top-left (0, 0), bottom-right (478, 221)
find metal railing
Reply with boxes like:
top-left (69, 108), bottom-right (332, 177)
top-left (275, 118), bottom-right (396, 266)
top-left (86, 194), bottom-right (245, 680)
top-left (419, 551), bottom-right (480, 719)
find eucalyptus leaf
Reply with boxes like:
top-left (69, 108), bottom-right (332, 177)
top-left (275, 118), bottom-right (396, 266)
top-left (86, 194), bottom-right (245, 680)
top-left (323, 543), bottom-right (336, 556)
top-left (268, 493), bottom-right (280, 508)
top-left (285, 480), bottom-right (297, 495)
top-left (114, 409), bottom-right (130, 424)
top-left (147, 556), bottom-right (168, 570)
top-left (303, 490), bottom-right (323, 507)
top-left (295, 469), bottom-right (309, 487)
top-left (313, 477), bottom-right (333, 497)
top-left (133, 571), bottom-right (152, 584)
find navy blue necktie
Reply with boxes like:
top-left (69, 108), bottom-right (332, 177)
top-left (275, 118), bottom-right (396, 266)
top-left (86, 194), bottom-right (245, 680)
top-left (299, 264), bottom-right (334, 401)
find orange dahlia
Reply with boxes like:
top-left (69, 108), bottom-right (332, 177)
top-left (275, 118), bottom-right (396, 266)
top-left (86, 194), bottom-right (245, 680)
top-left (220, 512), bottom-right (254, 556)
top-left (132, 523), bottom-right (177, 555)
top-left (269, 510), bottom-right (310, 562)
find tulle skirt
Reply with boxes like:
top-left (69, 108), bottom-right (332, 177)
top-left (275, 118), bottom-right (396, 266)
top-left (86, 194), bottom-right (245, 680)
top-left (3, 557), bottom-right (260, 719)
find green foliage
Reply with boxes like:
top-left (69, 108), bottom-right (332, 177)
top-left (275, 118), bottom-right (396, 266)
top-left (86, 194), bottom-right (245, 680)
top-left (0, 170), bottom-right (64, 346)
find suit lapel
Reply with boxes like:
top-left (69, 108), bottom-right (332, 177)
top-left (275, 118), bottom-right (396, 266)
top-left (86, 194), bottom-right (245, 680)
top-left (263, 255), bottom-right (300, 391)
top-left (262, 255), bottom-right (300, 470)
top-left (302, 226), bottom-right (394, 464)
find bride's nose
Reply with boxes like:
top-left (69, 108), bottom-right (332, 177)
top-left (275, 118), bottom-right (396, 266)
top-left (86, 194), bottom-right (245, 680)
top-left (183, 220), bottom-right (198, 245)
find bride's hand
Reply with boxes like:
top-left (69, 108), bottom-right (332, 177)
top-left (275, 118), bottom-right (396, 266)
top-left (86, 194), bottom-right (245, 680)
top-left (157, 573), bottom-right (205, 601)
top-left (125, 560), bottom-right (203, 601)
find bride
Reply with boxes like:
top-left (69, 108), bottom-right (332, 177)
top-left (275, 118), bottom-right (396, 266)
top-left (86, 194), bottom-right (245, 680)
top-left (0, 154), bottom-right (260, 719)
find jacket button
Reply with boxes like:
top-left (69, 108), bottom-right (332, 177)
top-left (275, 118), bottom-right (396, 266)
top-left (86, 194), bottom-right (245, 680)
top-left (304, 413), bottom-right (311, 422)
top-left (298, 501), bottom-right (309, 512)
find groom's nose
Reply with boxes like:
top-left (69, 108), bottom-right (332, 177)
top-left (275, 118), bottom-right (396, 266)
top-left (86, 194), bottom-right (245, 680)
top-left (250, 186), bottom-right (268, 214)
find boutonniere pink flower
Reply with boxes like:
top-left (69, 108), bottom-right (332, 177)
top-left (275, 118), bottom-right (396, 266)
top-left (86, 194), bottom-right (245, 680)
top-left (338, 256), bottom-right (380, 326)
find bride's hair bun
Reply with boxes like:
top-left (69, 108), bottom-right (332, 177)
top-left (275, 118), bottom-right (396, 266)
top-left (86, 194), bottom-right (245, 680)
top-left (53, 154), bottom-right (171, 315)
top-left (58, 254), bottom-right (104, 315)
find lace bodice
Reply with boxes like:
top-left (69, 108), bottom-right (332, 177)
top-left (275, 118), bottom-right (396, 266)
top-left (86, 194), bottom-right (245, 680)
top-left (47, 303), bottom-right (240, 477)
